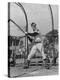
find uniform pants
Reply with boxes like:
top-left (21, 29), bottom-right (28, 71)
top-left (27, 43), bottom-right (46, 60)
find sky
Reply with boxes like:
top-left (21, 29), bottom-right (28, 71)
top-left (9, 3), bottom-right (58, 36)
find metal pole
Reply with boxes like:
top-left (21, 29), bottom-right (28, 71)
top-left (49, 4), bottom-right (55, 64)
top-left (49, 4), bottom-right (54, 31)
top-left (8, 2), bottom-right (10, 77)
top-left (15, 3), bottom-right (28, 63)
top-left (13, 37), bottom-right (16, 66)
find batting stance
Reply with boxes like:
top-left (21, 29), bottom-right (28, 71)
top-left (24, 22), bottom-right (50, 69)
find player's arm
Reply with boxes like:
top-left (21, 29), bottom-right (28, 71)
top-left (27, 36), bottom-right (33, 43)
top-left (28, 32), bottom-right (39, 37)
top-left (25, 32), bottom-right (34, 42)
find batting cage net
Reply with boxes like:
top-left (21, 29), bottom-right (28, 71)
top-left (8, 2), bottom-right (28, 66)
top-left (8, 3), bottom-right (58, 67)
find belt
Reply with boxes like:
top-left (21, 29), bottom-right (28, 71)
top-left (34, 41), bottom-right (41, 43)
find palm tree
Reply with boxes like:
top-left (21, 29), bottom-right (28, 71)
top-left (46, 5), bottom-right (58, 65)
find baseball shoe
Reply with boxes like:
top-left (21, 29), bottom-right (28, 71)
top-left (44, 58), bottom-right (50, 69)
top-left (23, 60), bottom-right (30, 69)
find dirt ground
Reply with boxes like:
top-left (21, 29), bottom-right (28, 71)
top-left (10, 59), bottom-right (58, 78)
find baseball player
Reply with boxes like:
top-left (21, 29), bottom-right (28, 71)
top-left (24, 22), bottom-right (50, 69)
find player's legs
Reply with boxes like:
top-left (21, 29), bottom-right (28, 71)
top-left (24, 45), bottom-right (37, 68)
top-left (36, 43), bottom-right (46, 59)
top-left (27, 45), bottom-right (37, 60)
top-left (36, 43), bottom-right (50, 69)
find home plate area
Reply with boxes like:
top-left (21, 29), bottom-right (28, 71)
top-left (10, 58), bottom-right (58, 77)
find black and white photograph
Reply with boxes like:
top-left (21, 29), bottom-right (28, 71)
top-left (8, 2), bottom-right (58, 78)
